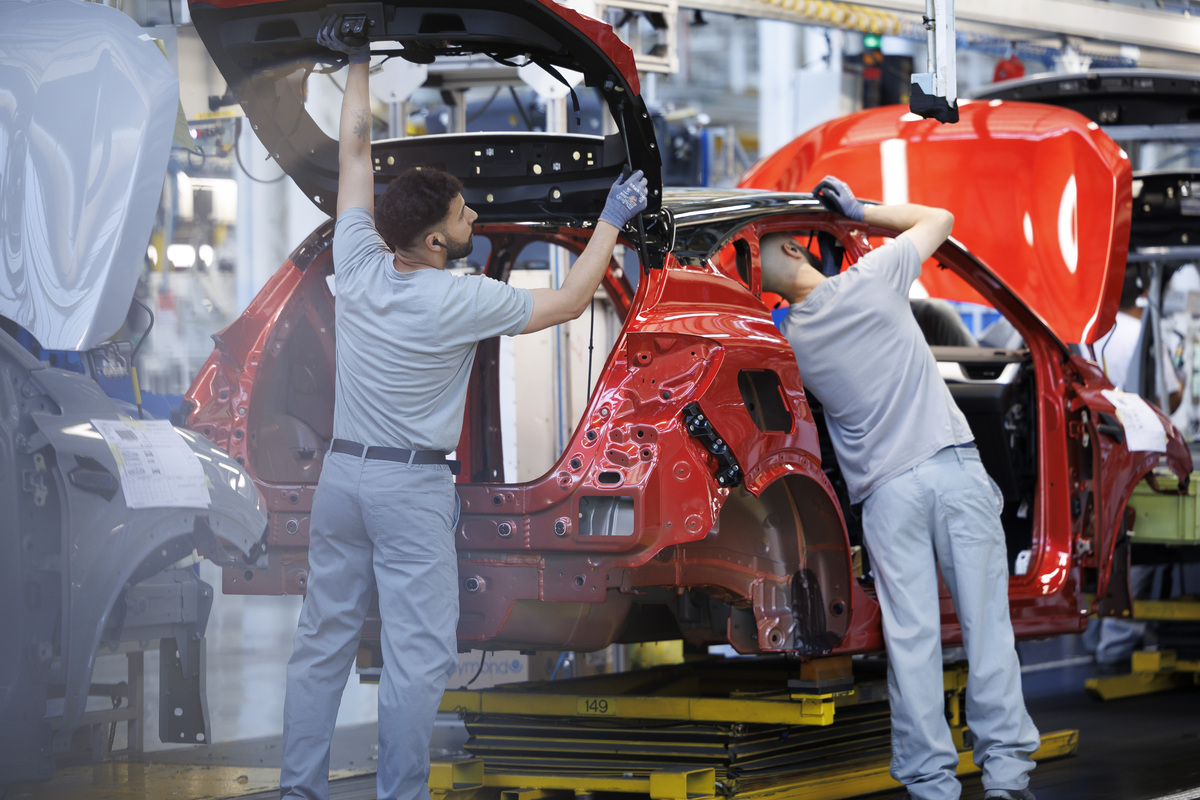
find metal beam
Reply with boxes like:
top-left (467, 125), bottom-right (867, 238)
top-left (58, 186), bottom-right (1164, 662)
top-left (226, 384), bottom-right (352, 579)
top-left (681, 0), bottom-right (1200, 57)
top-left (860, 0), bottom-right (1200, 56)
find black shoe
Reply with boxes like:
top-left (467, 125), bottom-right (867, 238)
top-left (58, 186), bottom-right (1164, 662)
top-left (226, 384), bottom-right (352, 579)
top-left (984, 789), bottom-right (1036, 800)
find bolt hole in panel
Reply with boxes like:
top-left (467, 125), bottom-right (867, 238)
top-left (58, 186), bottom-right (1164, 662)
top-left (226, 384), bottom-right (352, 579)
top-left (578, 496), bottom-right (634, 536)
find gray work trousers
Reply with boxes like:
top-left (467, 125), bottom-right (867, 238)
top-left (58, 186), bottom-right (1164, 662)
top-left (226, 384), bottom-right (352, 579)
top-left (862, 444), bottom-right (1040, 800)
top-left (280, 450), bottom-right (460, 800)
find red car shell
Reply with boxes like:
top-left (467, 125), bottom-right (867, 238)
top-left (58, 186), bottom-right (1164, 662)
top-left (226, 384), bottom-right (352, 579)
top-left (185, 0), bottom-right (1191, 660)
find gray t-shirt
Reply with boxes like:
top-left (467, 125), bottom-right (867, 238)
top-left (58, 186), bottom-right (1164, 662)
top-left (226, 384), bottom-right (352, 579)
top-left (330, 207), bottom-right (533, 452)
top-left (780, 235), bottom-right (973, 503)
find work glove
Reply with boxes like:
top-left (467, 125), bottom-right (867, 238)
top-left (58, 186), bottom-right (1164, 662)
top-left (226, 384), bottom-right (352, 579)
top-left (317, 15), bottom-right (372, 64)
top-left (599, 169), bottom-right (649, 229)
top-left (812, 175), bottom-right (865, 222)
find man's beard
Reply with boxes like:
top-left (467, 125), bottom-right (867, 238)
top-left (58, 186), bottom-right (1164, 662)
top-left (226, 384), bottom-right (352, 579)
top-left (444, 232), bottom-right (474, 260)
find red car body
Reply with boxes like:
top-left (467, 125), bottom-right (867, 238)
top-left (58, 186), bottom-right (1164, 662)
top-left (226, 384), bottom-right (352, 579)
top-left (185, 0), bottom-right (1190, 662)
top-left (741, 100), bottom-right (1192, 623)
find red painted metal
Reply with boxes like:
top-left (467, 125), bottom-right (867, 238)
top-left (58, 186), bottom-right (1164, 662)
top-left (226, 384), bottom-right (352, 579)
top-left (185, 116), bottom-right (1191, 660)
top-left (185, 192), bottom-right (1193, 657)
top-left (739, 100), bottom-right (1133, 345)
top-left (186, 222), bottom-right (854, 654)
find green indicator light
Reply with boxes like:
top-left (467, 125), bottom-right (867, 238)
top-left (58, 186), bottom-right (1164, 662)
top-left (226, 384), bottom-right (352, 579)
top-left (863, 34), bottom-right (882, 49)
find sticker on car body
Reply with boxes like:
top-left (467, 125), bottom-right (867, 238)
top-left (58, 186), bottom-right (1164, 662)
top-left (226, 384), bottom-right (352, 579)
top-left (1100, 389), bottom-right (1169, 453)
top-left (91, 418), bottom-right (212, 508)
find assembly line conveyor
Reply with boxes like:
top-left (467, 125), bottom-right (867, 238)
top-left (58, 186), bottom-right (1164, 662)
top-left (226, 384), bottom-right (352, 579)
top-left (424, 657), bottom-right (1078, 800)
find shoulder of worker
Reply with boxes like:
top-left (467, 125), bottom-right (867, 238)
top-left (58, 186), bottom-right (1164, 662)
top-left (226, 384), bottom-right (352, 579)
top-left (847, 233), bottom-right (922, 290)
top-left (332, 206), bottom-right (390, 274)
top-left (456, 271), bottom-right (533, 337)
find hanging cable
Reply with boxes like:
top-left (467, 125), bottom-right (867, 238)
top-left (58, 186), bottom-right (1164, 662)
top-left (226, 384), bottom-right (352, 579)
top-left (549, 651), bottom-right (570, 680)
top-left (585, 296), bottom-right (597, 403)
top-left (130, 297), bottom-right (154, 420)
top-left (233, 118), bottom-right (287, 185)
top-left (464, 650), bottom-right (488, 687)
top-left (466, 86), bottom-right (503, 125)
top-left (508, 85), bottom-right (536, 131)
top-left (614, 99), bottom-right (653, 272)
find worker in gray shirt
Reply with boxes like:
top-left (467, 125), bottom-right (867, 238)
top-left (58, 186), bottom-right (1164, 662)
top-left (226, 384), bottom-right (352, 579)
top-left (280, 19), bottom-right (648, 800)
top-left (760, 176), bottom-right (1039, 800)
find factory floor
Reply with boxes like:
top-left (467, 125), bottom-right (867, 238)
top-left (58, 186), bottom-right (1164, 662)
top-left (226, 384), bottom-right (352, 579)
top-left (6, 563), bottom-right (1200, 800)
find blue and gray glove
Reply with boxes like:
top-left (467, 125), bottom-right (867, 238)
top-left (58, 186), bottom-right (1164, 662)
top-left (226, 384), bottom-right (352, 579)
top-left (812, 175), bottom-right (865, 222)
top-left (599, 169), bottom-right (649, 229)
top-left (317, 15), bottom-right (371, 64)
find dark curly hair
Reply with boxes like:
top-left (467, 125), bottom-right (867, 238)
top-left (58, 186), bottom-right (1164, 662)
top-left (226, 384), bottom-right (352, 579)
top-left (374, 167), bottom-right (464, 251)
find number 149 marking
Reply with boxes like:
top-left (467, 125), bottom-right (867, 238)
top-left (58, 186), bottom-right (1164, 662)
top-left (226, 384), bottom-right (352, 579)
top-left (578, 697), bottom-right (615, 715)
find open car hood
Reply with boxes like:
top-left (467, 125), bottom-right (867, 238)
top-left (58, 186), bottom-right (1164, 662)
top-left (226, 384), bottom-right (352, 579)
top-left (973, 70), bottom-right (1200, 259)
top-left (189, 0), bottom-right (662, 222)
top-left (739, 100), bottom-right (1132, 345)
top-left (0, 0), bottom-right (178, 351)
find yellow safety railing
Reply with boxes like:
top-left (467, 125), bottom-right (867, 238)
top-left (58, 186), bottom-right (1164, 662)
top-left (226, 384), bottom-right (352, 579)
top-left (757, 0), bottom-right (905, 35)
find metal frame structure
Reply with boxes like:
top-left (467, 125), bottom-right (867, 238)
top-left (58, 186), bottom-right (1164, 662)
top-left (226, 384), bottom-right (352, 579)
top-left (1085, 600), bottom-right (1200, 700)
top-left (429, 661), bottom-right (1079, 800)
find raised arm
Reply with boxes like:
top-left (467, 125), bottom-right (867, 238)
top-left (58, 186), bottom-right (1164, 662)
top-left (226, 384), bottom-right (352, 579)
top-left (862, 203), bottom-right (954, 262)
top-left (318, 18), bottom-right (374, 217)
top-left (522, 170), bottom-right (649, 334)
top-left (813, 175), bottom-right (953, 262)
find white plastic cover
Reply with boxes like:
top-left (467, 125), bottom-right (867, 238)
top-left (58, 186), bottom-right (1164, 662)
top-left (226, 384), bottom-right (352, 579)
top-left (0, 0), bottom-right (178, 350)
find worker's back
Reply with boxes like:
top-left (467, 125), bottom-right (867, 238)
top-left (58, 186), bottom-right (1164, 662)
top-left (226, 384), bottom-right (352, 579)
top-left (779, 235), bottom-right (973, 503)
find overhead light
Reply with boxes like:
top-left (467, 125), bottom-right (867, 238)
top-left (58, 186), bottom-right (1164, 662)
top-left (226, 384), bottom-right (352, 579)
top-left (167, 244), bottom-right (196, 270)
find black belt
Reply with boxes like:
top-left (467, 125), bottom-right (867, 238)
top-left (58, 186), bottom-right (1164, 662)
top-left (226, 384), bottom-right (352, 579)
top-left (331, 439), bottom-right (461, 475)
